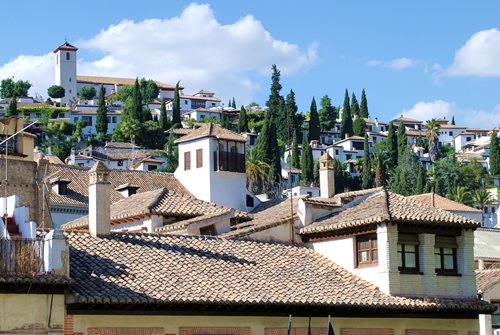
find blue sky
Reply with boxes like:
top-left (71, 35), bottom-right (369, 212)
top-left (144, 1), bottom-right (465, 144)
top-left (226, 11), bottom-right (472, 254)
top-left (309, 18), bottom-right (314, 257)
top-left (1, 0), bottom-right (499, 127)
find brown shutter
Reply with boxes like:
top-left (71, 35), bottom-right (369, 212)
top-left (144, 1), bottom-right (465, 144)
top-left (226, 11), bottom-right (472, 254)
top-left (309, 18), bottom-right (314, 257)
top-left (184, 151), bottom-right (191, 170)
top-left (196, 149), bottom-right (203, 168)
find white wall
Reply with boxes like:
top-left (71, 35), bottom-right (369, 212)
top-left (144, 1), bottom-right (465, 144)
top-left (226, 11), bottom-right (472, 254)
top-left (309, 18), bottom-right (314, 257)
top-left (55, 50), bottom-right (77, 104)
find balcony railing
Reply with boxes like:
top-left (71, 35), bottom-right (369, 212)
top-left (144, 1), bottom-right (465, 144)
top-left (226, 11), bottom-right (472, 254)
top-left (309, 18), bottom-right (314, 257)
top-left (213, 151), bottom-right (245, 173)
top-left (0, 238), bottom-right (44, 275)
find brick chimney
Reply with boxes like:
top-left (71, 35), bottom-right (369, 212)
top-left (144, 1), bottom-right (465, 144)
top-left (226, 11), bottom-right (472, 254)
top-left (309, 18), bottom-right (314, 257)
top-left (319, 153), bottom-right (335, 198)
top-left (88, 161), bottom-right (111, 237)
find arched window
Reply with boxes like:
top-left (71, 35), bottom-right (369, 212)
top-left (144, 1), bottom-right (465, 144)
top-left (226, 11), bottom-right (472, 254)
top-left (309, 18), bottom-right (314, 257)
top-left (66, 52), bottom-right (70, 60)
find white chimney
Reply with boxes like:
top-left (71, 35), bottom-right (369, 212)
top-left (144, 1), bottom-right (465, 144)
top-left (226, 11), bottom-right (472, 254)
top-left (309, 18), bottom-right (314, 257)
top-left (88, 161), bottom-right (111, 237)
top-left (43, 229), bottom-right (69, 275)
top-left (319, 153), bottom-right (335, 198)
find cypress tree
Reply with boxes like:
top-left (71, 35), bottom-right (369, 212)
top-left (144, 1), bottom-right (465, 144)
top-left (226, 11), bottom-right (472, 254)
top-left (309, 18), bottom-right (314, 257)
top-left (291, 131), bottom-right (300, 168)
top-left (6, 97), bottom-right (17, 116)
top-left (300, 137), bottom-right (314, 183)
top-left (362, 133), bottom-right (372, 189)
top-left (416, 166), bottom-right (425, 194)
top-left (144, 109), bottom-right (153, 121)
top-left (397, 122), bottom-right (408, 161)
top-left (351, 93), bottom-right (360, 117)
top-left (231, 97), bottom-right (236, 108)
top-left (132, 78), bottom-right (143, 122)
top-left (341, 89), bottom-right (353, 138)
top-left (451, 116), bottom-right (455, 125)
top-left (159, 98), bottom-right (169, 131)
top-left (313, 160), bottom-right (320, 187)
top-left (387, 122), bottom-right (398, 169)
top-left (255, 113), bottom-right (281, 186)
top-left (353, 115), bottom-right (366, 137)
top-left (285, 90), bottom-right (299, 140)
top-left (266, 64), bottom-right (283, 120)
top-left (95, 86), bottom-right (108, 135)
top-left (360, 89), bottom-right (369, 118)
top-left (318, 95), bottom-right (336, 131)
top-left (308, 97), bottom-right (320, 141)
top-left (388, 147), bottom-right (420, 196)
top-left (375, 155), bottom-right (385, 187)
top-left (172, 81), bottom-right (181, 127)
top-left (237, 106), bottom-right (248, 133)
top-left (489, 131), bottom-right (500, 176)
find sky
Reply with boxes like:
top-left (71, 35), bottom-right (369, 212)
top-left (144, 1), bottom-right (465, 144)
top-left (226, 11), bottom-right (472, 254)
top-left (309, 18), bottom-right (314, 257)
top-left (1, 0), bottom-right (499, 127)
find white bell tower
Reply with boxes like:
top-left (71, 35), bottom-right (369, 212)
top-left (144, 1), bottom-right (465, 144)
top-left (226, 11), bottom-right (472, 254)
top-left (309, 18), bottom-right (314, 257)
top-left (53, 42), bottom-right (78, 105)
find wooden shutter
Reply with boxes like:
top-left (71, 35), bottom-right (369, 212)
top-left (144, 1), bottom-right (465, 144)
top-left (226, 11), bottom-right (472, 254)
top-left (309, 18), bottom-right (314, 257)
top-left (341, 329), bottom-right (394, 335)
top-left (196, 149), bottom-right (203, 168)
top-left (184, 151), bottom-right (191, 170)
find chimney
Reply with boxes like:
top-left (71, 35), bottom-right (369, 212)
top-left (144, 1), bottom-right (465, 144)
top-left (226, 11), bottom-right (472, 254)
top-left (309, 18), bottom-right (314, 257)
top-left (319, 153), bottom-right (335, 198)
top-left (43, 229), bottom-right (69, 275)
top-left (88, 161), bottom-right (111, 237)
top-left (70, 148), bottom-right (76, 165)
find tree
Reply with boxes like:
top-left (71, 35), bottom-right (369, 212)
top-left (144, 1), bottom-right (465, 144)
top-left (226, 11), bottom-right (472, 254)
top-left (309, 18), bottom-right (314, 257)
top-left (1, 78), bottom-right (31, 98)
top-left (131, 78), bottom-right (144, 122)
top-left (472, 188), bottom-right (493, 226)
top-left (79, 86), bottom-right (97, 100)
top-left (118, 119), bottom-right (141, 144)
top-left (71, 119), bottom-right (85, 142)
top-left (231, 97), bottom-right (236, 109)
top-left (95, 86), bottom-right (108, 135)
top-left (432, 157), bottom-right (461, 196)
top-left (246, 149), bottom-right (271, 193)
top-left (340, 89), bottom-right (353, 138)
top-left (291, 132), bottom-right (300, 169)
top-left (139, 78), bottom-right (159, 103)
top-left (220, 112), bottom-right (231, 130)
top-left (163, 131), bottom-right (178, 173)
top-left (351, 93), bottom-right (360, 117)
top-left (47, 85), bottom-right (65, 99)
top-left (285, 90), bottom-right (299, 140)
top-left (140, 120), bottom-right (164, 149)
top-left (416, 166), bottom-right (425, 194)
top-left (451, 116), bottom-right (456, 125)
top-left (359, 89), bottom-right (369, 118)
top-left (387, 122), bottom-right (398, 169)
top-left (448, 186), bottom-right (472, 206)
top-left (318, 95), bottom-right (336, 131)
top-left (6, 97), bottom-right (17, 116)
top-left (308, 97), bottom-right (320, 141)
top-left (159, 98), bottom-right (170, 131)
top-left (266, 64), bottom-right (283, 120)
top-left (300, 137), bottom-right (314, 183)
top-left (489, 131), bottom-right (500, 176)
top-left (388, 147), bottom-right (420, 196)
top-left (254, 113), bottom-right (281, 187)
top-left (172, 81), bottom-right (181, 127)
top-left (397, 122), bottom-right (408, 161)
top-left (375, 155), bottom-right (385, 187)
top-left (353, 115), bottom-right (366, 137)
top-left (362, 133), bottom-right (372, 189)
top-left (425, 119), bottom-right (441, 162)
top-left (238, 106), bottom-right (249, 133)
top-left (313, 159), bottom-right (320, 187)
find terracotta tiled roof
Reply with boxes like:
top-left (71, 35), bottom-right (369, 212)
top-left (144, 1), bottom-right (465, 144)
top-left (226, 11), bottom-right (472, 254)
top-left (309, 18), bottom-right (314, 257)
top-left (303, 187), bottom-right (383, 207)
top-left (34, 152), bottom-right (64, 165)
top-left (300, 189), bottom-right (480, 236)
top-left (0, 273), bottom-right (73, 286)
top-left (181, 95), bottom-right (221, 102)
top-left (65, 231), bottom-right (492, 314)
top-left (104, 142), bottom-right (140, 149)
top-left (391, 115), bottom-right (423, 123)
top-left (61, 188), bottom-right (248, 230)
top-left (406, 129), bottom-right (425, 137)
top-left (41, 163), bottom-right (190, 208)
top-left (409, 193), bottom-right (481, 213)
top-left (476, 269), bottom-right (500, 291)
top-left (223, 196), bottom-right (306, 238)
top-left (175, 123), bottom-right (246, 143)
top-left (77, 75), bottom-right (177, 90)
top-left (53, 42), bottom-right (78, 52)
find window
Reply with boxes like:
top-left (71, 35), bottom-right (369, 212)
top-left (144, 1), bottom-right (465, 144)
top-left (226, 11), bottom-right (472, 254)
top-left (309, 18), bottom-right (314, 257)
top-left (147, 164), bottom-right (156, 171)
top-left (73, 117), bottom-right (78, 123)
top-left (434, 235), bottom-right (458, 274)
top-left (484, 207), bottom-right (489, 213)
top-left (184, 151), bottom-right (191, 170)
top-left (492, 207), bottom-right (496, 213)
top-left (356, 234), bottom-right (378, 267)
top-left (196, 149), bottom-right (203, 168)
top-left (69, 77), bottom-right (71, 82)
top-left (246, 194), bottom-right (254, 207)
top-left (335, 149), bottom-right (339, 155)
top-left (117, 160), bottom-right (123, 167)
top-left (82, 116), bottom-right (92, 126)
top-left (184, 100), bottom-right (188, 105)
top-left (466, 137), bottom-right (471, 141)
top-left (398, 234), bottom-right (420, 273)
top-left (199, 224), bottom-right (216, 236)
top-left (66, 52), bottom-right (70, 60)
top-left (449, 131), bottom-right (453, 136)
top-left (214, 140), bottom-right (245, 173)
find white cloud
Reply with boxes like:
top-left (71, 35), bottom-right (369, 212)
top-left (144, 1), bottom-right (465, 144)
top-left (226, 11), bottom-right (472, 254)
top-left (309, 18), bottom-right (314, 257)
top-left (366, 57), bottom-right (416, 70)
top-left (0, 3), bottom-right (317, 102)
top-left (399, 100), bottom-right (453, 121)
top-left (447, 28), bottom-right (500, 77)
top-left (399, 100), bottom-right (500, 128)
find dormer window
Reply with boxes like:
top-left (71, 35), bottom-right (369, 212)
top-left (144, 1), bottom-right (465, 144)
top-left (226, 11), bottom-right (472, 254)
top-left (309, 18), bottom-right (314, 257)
top-left (50, 178), bottom-right (71, 195)
top-left (115, 184), bottom-right (140, 198)
top-left (434, 235), bottom-right (458, 275)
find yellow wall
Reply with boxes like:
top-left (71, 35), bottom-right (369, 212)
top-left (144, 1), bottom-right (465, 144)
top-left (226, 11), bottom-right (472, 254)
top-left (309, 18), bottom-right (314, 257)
top-left (0, 117), bottom-right (35, 161)
top-left (0, 293), bottom-right (65, 332)
top-left (71, 314), bottom-right (479, 335)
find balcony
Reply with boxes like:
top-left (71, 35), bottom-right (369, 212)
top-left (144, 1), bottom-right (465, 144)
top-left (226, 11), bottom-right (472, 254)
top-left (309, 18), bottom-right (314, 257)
top-left (213, 151), bottom-right (245, 173)
top-left (0, 238), bottom-right (44, 276)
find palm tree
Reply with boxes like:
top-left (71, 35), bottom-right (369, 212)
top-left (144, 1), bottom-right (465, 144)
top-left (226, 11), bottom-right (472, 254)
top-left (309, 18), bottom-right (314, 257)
top-left (447, 186), bottom-right (472, 206)
top-left (120, 119), bottom-right (140, 144)
top-left (246, 149), bottom-right (271, 193)
top-left (425, 119), bottom-right (441, 161)
top-left (472, 188), bottom-right (493, 226)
